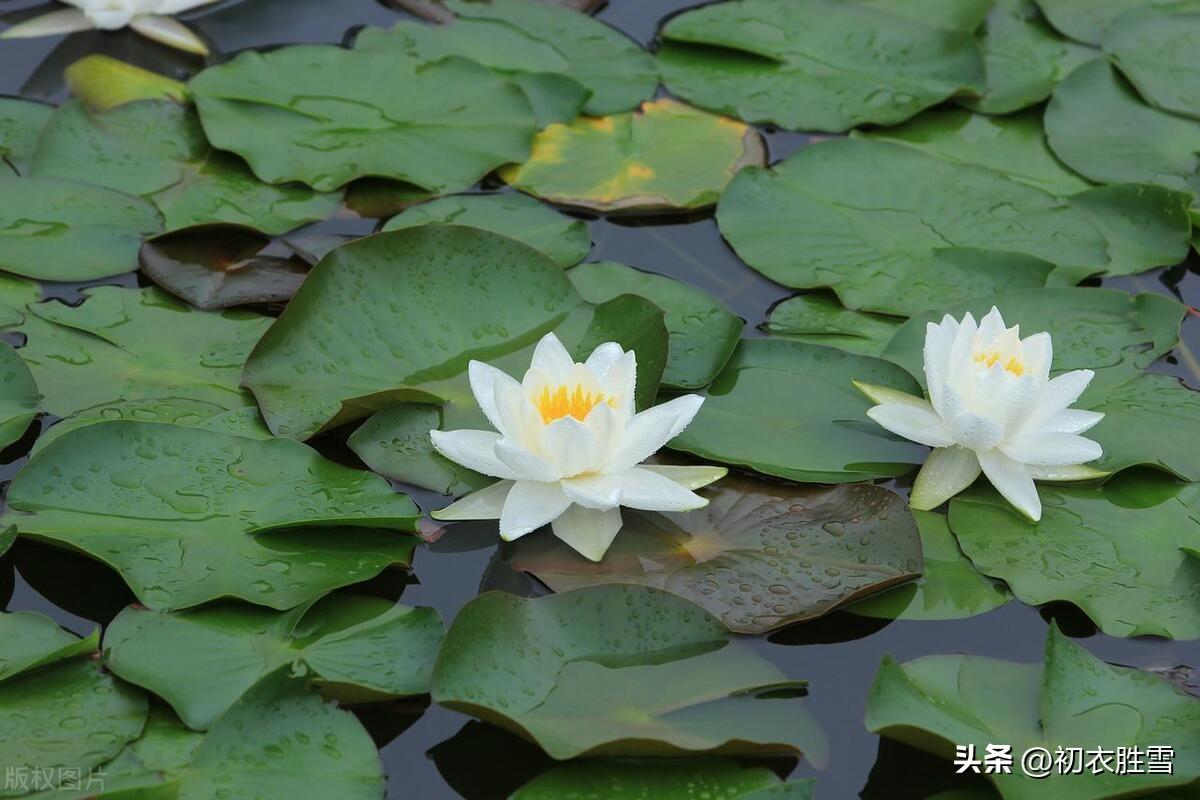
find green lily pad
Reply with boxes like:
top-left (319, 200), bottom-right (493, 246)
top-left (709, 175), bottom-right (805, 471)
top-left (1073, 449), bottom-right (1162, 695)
top-left (0, 176), bottom-right (162, 281)
top-left (511, 761), bottom-right (810, 800)
top-left (882, 287), bottom-right (1185, 393)
top-left (867, 625), bottom-right (1200, 798)
top-left (0, 274), bottom-right (39, 327)
top-left (31, 100), bottom-right (341, 235)
top-left (1035, 0), bottom-right (1156, 44)
top-left (63, 54), bottom-right (188, 113)
top-left (1104, 1), bottom-right (1200, 119)
top-left (499, 99), bottom-right (765, 213)
top-left (0, 612), bottom-right (98, 683)
top-left (1046, 59), bottom-right (1200, 195)
top-left (859, 0), bottom-right (992, 31)
top-left (0, 659), bottom-right (148, 794)
top-left (356, 0), bottom-right (657, 116)
top-left (849, 510), bottom-right (1011, 621)
top-left (13, 286), bottom-right (270, 421)
top-left (2, 421), bottom-right (420, 612)
top-left (0, 526), bottom-right (12, 558)
top-left (657, 0), bottom-right (985, 132)
top-left (949, 478), bottom-right (1200, 639)
top-left (963, 0), bottom-right (1096, 114)
top-left (381, 193), bottom-right (590, 268)
top-left (0, 341), bottom-right (39, 450)
top-left (0, 97), bottom-right (52, 175)
top-left (763, 294), bottom-right (903, 358)
top-left (668, 339), bottom-right (928, 484)
top-left (1086, 372), bottom-right (1200, 480)
top-left (104, 595), bottom-right (443, 729)
top-left (567, 261), bottom-right (741, 389)
top-left (244, 225), bottom-right (666, 440)
top-left (189, 45), bottom-right (537, 193)
top-left (432, 585), bottom-right (827, 761)
top-left (717, 139), bottom-right (1103, 316)
top-left (510, 476), bottom-right (922, 634)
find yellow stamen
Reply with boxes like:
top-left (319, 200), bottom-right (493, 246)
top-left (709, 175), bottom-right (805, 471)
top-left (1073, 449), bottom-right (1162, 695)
top-left (535, 384), bottom-right (610, 423)
top-left (973, 351), bottom-right (1025, 376)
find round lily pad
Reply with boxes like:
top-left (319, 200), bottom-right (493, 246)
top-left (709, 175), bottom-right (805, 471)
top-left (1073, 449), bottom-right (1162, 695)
top-left (511, 476), bottom-right (923, 634)
top-left (499, 98), bottom-right (766, 213)
top-left (0, 97), bottom-right (52, 175)
top-left (1104, 1), bottom-right (1200, 119)
top-left (1034, 0), bottom-right (1155, 44)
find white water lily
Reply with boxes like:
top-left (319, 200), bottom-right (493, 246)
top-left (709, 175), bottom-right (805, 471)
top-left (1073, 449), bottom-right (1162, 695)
top-left (1, 0), bottom-right (219, 55)
top-left (430, 332), bottom-right (726, 561)
top-left (855, 307), bottom-right (1106, 522)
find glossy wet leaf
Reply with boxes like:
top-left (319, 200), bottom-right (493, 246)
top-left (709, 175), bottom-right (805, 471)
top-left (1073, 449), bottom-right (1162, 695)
top-left (867, 625), bottom-right (1200, 798)
top-left (1086, 373), bottom-right (1200, 480)
top-left (2, 421), bottom-right (419, 612)
top-left (0, 176), bottom-right (162, 281)
top-left (139, 225), bottom-right (310, 310)
top-left (245, 225), bottom-right (665, 440)
top-left (511, 476), bottom-right (922, 634)
top-left (883, 287), bottom-right (1184, 393)
top-left (568, 261), bottom-right (741, 389)
top-left (669, 339), bottom-right (928, 484)
top-left (1034, 0), bottom-right (1155, 44)
top-left (433, 585), bottom-right (826, 760)
top-left (499, 99), bottom-right (765, 213)
top-left (510, 760), bottom-right (808, 800)
top-left (381, 193), bottom-right (590, 268)
top-left (717, 139), bottom-right (1102, 316)
top-left (1046, 59), bottom-right (1200, 195)
top-left (0, 97), bottom-right (52, 175)
top-left (63, 54), bottom-right (188, 112)
top-left (12, 286), bottom-right (270, 421)
top-left (949, 479), bottom-right (1200, 639)
top-left (357, 0), bottom-right (657, 116)
top-left (849, 510), bottom-right (1011, 621)
top-left (0, 659), bottom-right (147, 792)
top-left (1104, 1), bottom-right (1200, 119)
top-left (0, 342), bottom-right (39, 450)
top-left (763, 294), bottom-right (902, 358)
top-left (105, 595), bottom-right (443, 729)
top-left (189, 45), bottom-right (537, 192)
top-left (31, 100), bottom-right (341, 235)
top-left (657, 0), bottom-right (984, 132)
top-left (0, 611), bottom-right (98, 683)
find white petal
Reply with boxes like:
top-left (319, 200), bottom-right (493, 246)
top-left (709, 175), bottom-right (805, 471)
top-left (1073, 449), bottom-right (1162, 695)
top-left (944, 312), bottom-right (979, 401)
top-left (866, 402), bottom-right (954, 448)
top-left (1, 8), bottom-right (93, 38)
top-left (1021, 331), bottom-right (1052, 382)
top-left (616, 467), bottom-right (708, 511)
top-left (551, 504), bottom-right (623, 561)
top-left (999, 433), bottom-right (1102, 467)
top-left (598, 350), bottom-right (636, 417)
top-left (851, 380), bottom-right (928, 409)
top-left (499, 480), bottom-right (572, 540)
top-left (495, 381), bottom-right (544, 451)
top-left (430, 480), bottom-right (513, 521)
top-left (923, 318), bottom-right (956, 415)
top-left (977, 306), bottom-right (1007, 342)
top-left (946, 411), bottom-right (1005, 451)
top-left (582, 401), bottom-right (621, 463)
top-left (1025, 369), bottom-right (1095, 428)
top-left (604, 394), bottom-right (704, 473)
top-left (430, 429), bottom-right (515, 479)
top-left (910, 446), bottom-right (980, 511)
top-left (561, 472), bottom-right (622, 509)
top-left (495, 438), bottom-right (561, 482)
top-left (977, 450), bottom-right (1041, 522)
top-left (130, 14), bottom-right (208, 53)
top-left (1041, 409), bottom-right (1104, 434)
top-left (541, 415), bottom-right (600, 477)
top-left (584, 342), bottom-right (625, 378)
top-left (529, 332), bottom-right (575, 382)
top-left (638, 464), bottom-right (727, 490)
top-left (1028, 464), bottom-right (1109, 481)
top-left (468, 360), bottom-right (520, 434)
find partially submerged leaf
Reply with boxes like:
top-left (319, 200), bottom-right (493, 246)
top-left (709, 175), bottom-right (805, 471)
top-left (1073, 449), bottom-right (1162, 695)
top-left (500, 98), bottom-right (765, 213)
top-left (763, 294), bottom-right (903, 358)
top-left (511, 476), bottom-right (923, 634)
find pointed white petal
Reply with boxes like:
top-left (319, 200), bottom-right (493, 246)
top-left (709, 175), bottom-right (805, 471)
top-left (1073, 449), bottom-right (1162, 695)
top-left (429, 429), bottom-right (515, 479)
top-left (1021, 331), bottom-right (1052, 382)
top-left (598, 350), bottom-right (636, 416)
top-left (495, 438), bottom-right (561, 482)
top-left (541, 415), bottom-right (600, 477)
top-left (584, 341), bottom-right (625, 377)
top-left (999, 433), bottom-right (1102, 466)
top-left (866, 402), bottom-right (954, 448)
top-left (910, 446), bottom-right (980, 510)
top-left (561, 472), bottom-right (622, 509)
top-left (430, 480), bottom-right (513, 521)
top-left (923, 319), bottom-right (955, 415)
top-left (977, 306), bottom-right (1006, 341)
top-left (604, 394), bottom-right (704, 473)
top-left (499, 480), bottom-right (572, 540)
top-left (130, 15), bottom-right (208, 53)
top-left (1041, 409), bottom-right (1104, 434)
top-left (495, 381), bottom-right (544, 450)
top-left (1028, 464), bottom-right (1109, 481)
top-left (946, 411), bottom-right (1004, 451)
top-left (616, 467), bottom-right (708, 511)
top-left (1025, 369), bottom-right (1095, 429)
top-left (529, 332), bottom-right (575, 381)
top-left (638, 464), bottom-right (727, 490)
top-left (468, 360), bottom-right (520, 434)
top-left (977, 449), bottom-right (1041, 522)
top-left (851, 380), bottom-right (929, 409)
top-left (551, 504), bottom-right (623, 561)
top-left (1, 8), bottom-right (93, 38)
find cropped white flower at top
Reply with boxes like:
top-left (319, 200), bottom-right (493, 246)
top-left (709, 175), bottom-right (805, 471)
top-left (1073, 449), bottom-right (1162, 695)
top-left (2, 0), bottom-right (218, 55)
top-left (430, 332), bottom-right (726, 561)
top-left (856, 307), bottom-right (1106, 522)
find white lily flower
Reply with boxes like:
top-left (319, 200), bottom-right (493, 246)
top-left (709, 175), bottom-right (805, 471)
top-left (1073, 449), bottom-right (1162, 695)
top-left (2, 0), bottom-right (218, 55)
top-left (855, 307), bottom-right (1107, 522)
top-left (430, 332), bottom-right (727, 561)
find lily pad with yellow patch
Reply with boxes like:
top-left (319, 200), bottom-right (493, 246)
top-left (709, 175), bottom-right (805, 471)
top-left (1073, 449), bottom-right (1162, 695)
top-left (499, 98), bottom-right (765, 213)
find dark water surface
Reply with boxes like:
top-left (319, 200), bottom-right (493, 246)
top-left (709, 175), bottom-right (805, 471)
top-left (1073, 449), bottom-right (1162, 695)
top-left (2, 1), bottom-right (1199, 798)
